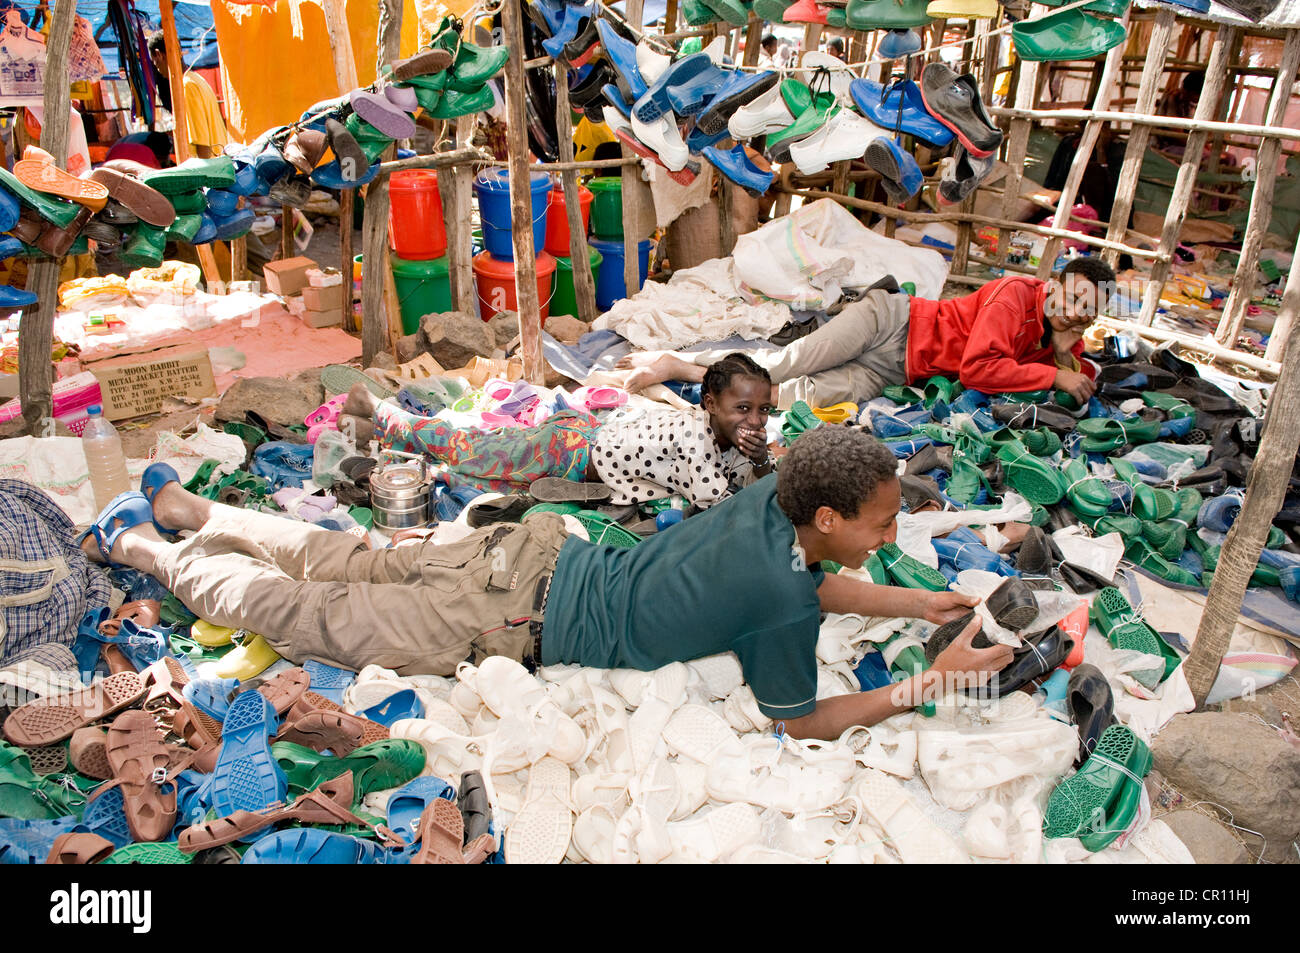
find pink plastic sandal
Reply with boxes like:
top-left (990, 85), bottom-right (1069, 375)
top-left (304, 394), bottom-right (347, 429)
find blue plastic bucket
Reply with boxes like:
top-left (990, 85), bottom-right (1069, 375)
top-left (590, 237), bottom-right (653, 311)
top-left (473, 167), bottom-right (551, 261)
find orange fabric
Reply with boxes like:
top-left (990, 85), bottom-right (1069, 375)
top-left (211, 0), bottom-right (424, 142)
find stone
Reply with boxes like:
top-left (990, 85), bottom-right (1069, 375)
top-left (1160, 810), bottom-right (1251, 864)
top-left (486, 309), bottom-right (520, 350)
top-left (544, 313), bottom-right (589, 345)
top-left (1151, 711), bottom-right (1300, 863)
top-left (216, 369), bottom-right (324, 427)
top-left (419, 310), bottom-right (494, 370)
top-left (543, 357), bottom-right (570, 389)
top-left (395, 333), bottom-right (424, 364)
top-left (369, 351), bottom-right (397, 371)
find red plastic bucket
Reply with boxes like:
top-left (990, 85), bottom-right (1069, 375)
top-left (544, 184), bottom-right (593, 257)
top-left (473, 250), bottom-right (557, 322)
top-left (388, 170), bottom-right (447, 260)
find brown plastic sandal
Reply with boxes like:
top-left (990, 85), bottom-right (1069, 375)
top-left (276, 709), bottom-right (388, 756)
top-left (411, 798), bottom-right (466, 864)
top-left (45, 831), bottom-right (116, 865)
top-left (141, 656), bottom-right (189, 709)
top-left (27, 743), bottom-right (68, 775)
top-left (462, 833), bottom-right (497, 864)
top-left (105, 709), bottom-right (183, 842)
top-left (178, 772), bottom-right (371, 852)
top-left (3, 671), bottom-right (146, 747)
top-left (98, 599), bottom-right (162, 639)
top-left (248, 667), bottom-right (310, 716)
top-left (70, 725), bottom-right (113, 780)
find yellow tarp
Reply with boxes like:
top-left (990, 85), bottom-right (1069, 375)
top-left (212, 0), bottom-right (469, 143)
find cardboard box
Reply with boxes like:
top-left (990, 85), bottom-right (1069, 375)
top-left (302, 284), bottom-right (345, 312)
top-left (87, 346), bottom-right (215, 421)
top-left (301, 305), bottom-right (343, 329)
top-left (262, 256), bottom-right (317, 297)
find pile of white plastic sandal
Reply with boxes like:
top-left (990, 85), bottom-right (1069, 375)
top-left (333, 611), bottom-right (1196, 864)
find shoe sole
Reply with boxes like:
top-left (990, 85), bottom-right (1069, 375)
top-left (210, 691), bottom-right (285, 817)
top-left (87, 167), bottom-right (176, 227)
top-left (505, 756), bottom-right (572, 864)
top-left (918, 80), bottom-right (999, 159)
top-left (529, 477), bottom-right (613, 503)
top-left (3, 672), bottom-right (146, 748)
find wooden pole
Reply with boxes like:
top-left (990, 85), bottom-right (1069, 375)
top-left (1035, 9), bottom-right (1131, 279)
top-left (1264, 227), bottom-right (1300, 364)
top-left (953, 19), bottom-right (996, 276)
top-left (553, 63), bottom-right (598, 321)
top-left (320, 0), bottom-right (360, 333)
top-left (1185, 249), bottom-right (1300, 706)
top-left (501, 0), bottom-right (544, 382)
top-left (1103, 5), bottom-right (1175, 270)
top-left (18, 0), bottom-right (75, 433)
top-left (280, 205), bottom-right (293, 258)
top-left (621, 0), bottom-right (648, 311)
top-left (987, 107), bottom-right (1300, 141)
top-left (360, 0), bottom-right (403, 364)
top-left (442, 118), bottom-right (477, 314)
top-left (743, 15), bottom-right (763, 67)
top-left (1136, 27), bottom-right (1235, 328)
top-left (996, 18), bottom-right (1039, 268)
top-left (1094, 316), bottom-right (1280, 376)
top-left (1214, 29), bottom-right (1300, 348)
top-left (1202, 29), bottom-right (1244, 214)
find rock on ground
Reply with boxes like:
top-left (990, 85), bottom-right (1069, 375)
top-left (486, 310), bottom-right (520, 351)
top-left (419, 310), bottom-right (494, 369)
top-left (395, 333), bottom-right (424, 364)
top-left (544, 313), bottom-right (588, 345)
top-left (1160, 810), bottom-right (1251, 864)
top-left (216, 369), bottom-right (324, 427)
top-left (1151, 711), bottom-right (1300, 863)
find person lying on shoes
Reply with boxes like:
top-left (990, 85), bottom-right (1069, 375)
top-left (82, 427), bottom-right (1009, 742)
top-left (618, 257), bottom-right (1115, 409)
top-left (340, 353), bottom-right (777, 510)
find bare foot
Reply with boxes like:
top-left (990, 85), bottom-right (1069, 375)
top-left (149, 480), bottom-right (213, 534)
top-left (621, 354), bottom-right (703, 392)
top-left (81, 521), bottom-right (167, 567)
top-left (343, 382), bottom-right (379, 419)
top-left (339, 413), bottom-right (375, 446)
top-left (615, 350), bottom-right (669, 371)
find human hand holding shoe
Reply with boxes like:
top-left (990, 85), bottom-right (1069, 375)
top-left (922, 589), bottom-right (979, 625)
top-left (929, 619), bottom-right (1015, 687)
top-left (1053, 367), bottom-right (1096, 404)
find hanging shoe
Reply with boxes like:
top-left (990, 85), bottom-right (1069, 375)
top-left (877, 28), bottom-right (923, 58)
top-left (325, 118), bottom-right (372, 185)
top-left (798, 51), bottom-right (855, 104)
top-left (765, 88), bottom-right (836, 164)
top-left (282, 127), bottom-right (329, 176)
top-left (850, 77), bottom-right (954, 146)
top-left (633, 52), bottom-right (714, 123)
top-left (636, 40), bottom-right (672, 85)
top-left (919, 62), bottom-right (1003, 157)
top-left (938, 144), bottom-right (995, 205)
top-left (14, 151), bottom-right (109, 212)
top-left (790, 109), bottom-right (889, 175)
top-left (680, 0), bottom-right (723, 24)
top-left (426, 83), bottom-right (496, 119)
top-left (391, 46), bottom-right (454, 82)
top-left (686, 122), bottom-right (729, 153)
top-left (699, 0), bottom-right (751, 24)
top-left (702, 144), bottom-right (774, 196)
top-left (628, 111), bottom-right (692, 172)
top-left (541, 2), bottom-right (594, 60)
top-left (350, 88), bottom-right (417, 140)
top-left (597, 19), bottom-right (648, 101)
top-left (784, 0), bottom-right (831, 23)
top-left (846, 0), bottom-right (933, 29)
top-left (1012, 8), bottom-right (1127, 62)
top-left (728, 81), bottom-right (796, 140)
top-left (926, 0), bottom-right (998, 16)
top-left (695, 69), bottom-right (779, 136)
top-left (865, 136), bottom-right (923, 204)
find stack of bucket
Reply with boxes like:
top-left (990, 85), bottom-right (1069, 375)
top-left (473, 167), bottom-right (555, 322)
top-left (386, 170), bottom-right (453, 334)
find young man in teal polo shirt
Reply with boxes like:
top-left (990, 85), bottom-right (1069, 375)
top-left (83, 429), bottom-right (1011, 741)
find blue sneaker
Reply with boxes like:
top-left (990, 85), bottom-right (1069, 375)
top-left (529, 0), bottom-right (568, 36)
top-left (597, 19), bottom-right (647, 101)
top-left (850, 77), bottom-right (954, 146)
top-left (633, 52), bottom-right (713, 122)
top-left (864, 136), bottom-right (923, 204)
top-left (695, 69), bottom-right (779, 135)
top-left (701, 143), bottom-right (773, 196)
top-left (877, 28), bottom-right (922, 58)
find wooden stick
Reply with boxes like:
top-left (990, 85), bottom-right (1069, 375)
top-left (377, 146), bottom-right (493, 173)
top-left (231, 235), bottom-right (247, 282)
top-left (339, 190), bottom-right (356, 332)
top-left (553, 62), bottom-right (598, 322)
top-left (1103, 5), bottom-right (1176, 270)
top-left (954, 18), bottom-right (996, 276)
top-left (1264, 227), bottom-right (1300, 364)
top-left (442, 118), bottom-right (476, 314)
top-left (1137, 27), bottom-right (1236, 328)
top-left (533, 157), bottom-right (642, 171)
top-left (996, 22), bottom-right (1038, 268)
top-left (1215, 29), bottom-right (1300, 348)
top-left (1035, 9), bottom-right (1130, 279)
top-left (501, 0), bottom-right (544, 383)
top-left (1202, 29), bottom-right (1243, 214)
top-left (988, 106), bottom-right (1300, 141)
top-left (779, 185), bottom-right (1165, 260)
top-left (621, 0), bottom-right (648, 307)
top-left (1185, 257), bottom-right (1300, 705)
top-left (18, 0), bottom-right (75, 433)
top-left (320, 0), bottom-right (359, 333)
top-left (742, 15), bottom-right (763, 68)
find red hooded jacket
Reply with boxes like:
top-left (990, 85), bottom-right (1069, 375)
top-left (905, 276), bottom-right (1091, 394)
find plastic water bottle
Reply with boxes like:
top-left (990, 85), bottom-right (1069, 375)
top-left (82, 405), bottom-right (130, 510)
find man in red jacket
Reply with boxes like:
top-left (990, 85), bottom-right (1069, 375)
top-left (619, 258), bottom-right (1113, 407)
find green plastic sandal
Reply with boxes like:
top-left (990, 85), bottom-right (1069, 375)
top-left (995, 439), bottom-right (1066, 505)
top-left (863, 552), bottom-right (890, 585)
top-left (780, 400), bottom-right (823, 444)
top-left (921, 375), bottom-right (962, 409)
top-left (169, 189), bottom-right (207, 215)
top-left (0, 742), bottom-right (86, 820)
top-left (1062, 458), bottom-right (1110, 518)
top-left (877, 543), bottom-right (948, 591)
top-left (1076, 412), bottom-right (1162, 453)
top-left (1125, 536), bottom-right (1200, 588)
top-left (573, 512), bottom-right (641, 549)
top-left (1043, 723), bottom-right (1152, 851)
top-left (1091, 587), bottom-right (1170, 688)
top-left (883, 384), bottom-right (925, 405)
top-left (102, 841), bottom-right (194, 864)
top-left (272, 739), bottom-right (426, 801)
top-left (141, 156), bottom-right (236, 195)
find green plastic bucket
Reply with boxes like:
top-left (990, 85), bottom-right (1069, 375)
top-left (551, 247), bottom-right (603, 317)
top-left (588, 177), bottom-right (624, 240)
top-left (388, 253), bottom-right (452, 335)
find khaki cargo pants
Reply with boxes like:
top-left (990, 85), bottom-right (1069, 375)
top-left (682, 289), bottom-right (911, 407)
top-left (150, 505), bottom-right (570, 676)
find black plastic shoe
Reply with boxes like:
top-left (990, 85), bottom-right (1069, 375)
top-left (466, 494), bottom-right (536, 527)
top-left (458, 770), bottom-right (492, 845)
top-left (986, 577), bottom-right (1038, 631)
top-left (923, 610), bottom-right (993, 664)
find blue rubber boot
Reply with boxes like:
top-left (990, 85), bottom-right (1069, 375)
top-left (701, 143), bottom-right (774, 196)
